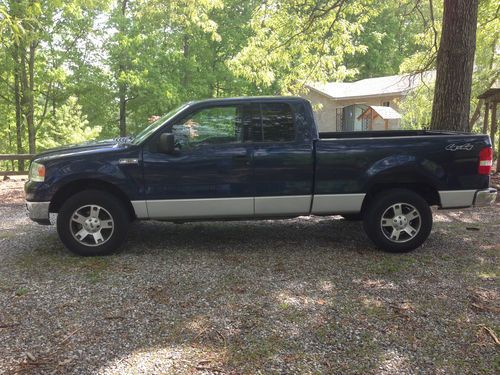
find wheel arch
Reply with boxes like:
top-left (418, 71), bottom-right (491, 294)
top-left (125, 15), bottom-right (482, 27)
top-left (49, 179), bottom-right (136, 220)
top-left (360, 182), bottom-right (440, 215)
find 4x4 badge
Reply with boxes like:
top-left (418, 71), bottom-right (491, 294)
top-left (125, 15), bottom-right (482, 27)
top-left (446, 143), bottom-right (473, 151)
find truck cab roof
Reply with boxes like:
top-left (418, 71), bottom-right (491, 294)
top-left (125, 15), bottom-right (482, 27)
top-left (187, 96), bottom-right (309, 106)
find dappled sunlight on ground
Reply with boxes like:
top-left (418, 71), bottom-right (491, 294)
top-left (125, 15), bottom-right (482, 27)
top-left (98, 345), bottom-right (221, 375)
top-left (1, 180), bottom-right (499, 374)
top-left (352, 278), bottom-right (399, 291)
top-left (377, 349), bottom-right (411, 375)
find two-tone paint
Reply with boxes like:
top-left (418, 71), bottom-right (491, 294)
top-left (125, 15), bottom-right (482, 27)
top-left (25, 97), bottom-right (495, 224)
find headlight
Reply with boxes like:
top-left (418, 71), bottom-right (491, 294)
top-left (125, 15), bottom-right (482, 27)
top-left (29, 161), bottom-right (45, 182)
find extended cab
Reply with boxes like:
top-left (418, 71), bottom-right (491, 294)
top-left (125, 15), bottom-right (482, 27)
top-left (25, 97), bottom-right (497, 255)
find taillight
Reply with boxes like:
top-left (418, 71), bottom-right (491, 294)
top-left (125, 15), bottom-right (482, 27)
top-left (478, 147), bottom-right (493, 175)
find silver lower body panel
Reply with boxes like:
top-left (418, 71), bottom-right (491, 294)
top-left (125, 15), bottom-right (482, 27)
top-left (132, 194), bottom-right (366, 220)
top-left (130, 188), bottom-right (497, 220)
top-left (438, 190), bottom-right (476, 208)
top-left (311, 194), bottom-right (366, 215)
top-left (255, 195), bottom-right (312, 216)
top-left (144, 197), bottom-right (254, 220)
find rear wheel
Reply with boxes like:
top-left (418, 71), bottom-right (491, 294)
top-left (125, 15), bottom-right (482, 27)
top-left (363, 189), bottom-right (432, 252)
top-left (57, 190), bottom-right (130, 256)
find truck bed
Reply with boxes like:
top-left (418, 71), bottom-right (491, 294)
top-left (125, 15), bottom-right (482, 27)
top-left (313, 130), bottom-right (492, 213)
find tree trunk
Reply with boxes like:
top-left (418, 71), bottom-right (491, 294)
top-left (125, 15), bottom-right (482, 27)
top-left (496, 105), bottom-right (500, 159)
top-left (468, 99), bottom-right (482, 131)
top-left (19, 41), bottom-right (37, 154)
top-left (491, 103), bottom-right (497, 156)
top-left (27, 41), bottom-right (36, 153)
top-left (118, 79), bottom-right (127, 136)
top-left (430, 0), bottom-right (479, 131)
top-left (483, 101), bottom-right (490, 134)
top-left (183, 34), bottom-right (190, 87)
top-left (117, 0), bottom-right (128, 136)
top-left (12, 45), bottom-right (24, 171)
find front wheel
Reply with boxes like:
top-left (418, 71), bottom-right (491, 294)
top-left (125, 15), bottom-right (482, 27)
top-left (57, 190), bottom-right (130, 256)
top-left (363, 189), bottom-right (433, 253)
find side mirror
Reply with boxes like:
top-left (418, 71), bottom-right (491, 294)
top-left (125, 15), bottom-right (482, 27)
top-left (159, 133), bottom-right (175, 154)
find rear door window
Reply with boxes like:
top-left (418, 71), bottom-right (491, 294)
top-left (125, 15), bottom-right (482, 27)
top-left (259, 103), bottom-right (295, 142)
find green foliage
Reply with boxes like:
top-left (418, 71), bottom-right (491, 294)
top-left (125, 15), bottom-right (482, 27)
top-left (345, 0), bottom-right (431, 79)
top-left (37, 97), bottom-right (101, 150)
top-left (470, 0), bottom-right (499, 120)
top-left (400, 0), bottom-right (499, 128)
top-left (400, 80), bottom-right (435, 129)
top-left (228, 0), bottom-right (378, 93)
top-left (0, 0), bottom-right (498, 160)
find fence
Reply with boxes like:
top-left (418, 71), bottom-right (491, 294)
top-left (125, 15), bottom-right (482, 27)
top-left (0, 154), bottom-right (34, 176)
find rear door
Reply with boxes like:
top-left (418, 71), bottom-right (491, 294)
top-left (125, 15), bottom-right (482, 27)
top-left (142, 103), bottom-right (260, 219)
top-left (252, 102), bottom-right (315, 216)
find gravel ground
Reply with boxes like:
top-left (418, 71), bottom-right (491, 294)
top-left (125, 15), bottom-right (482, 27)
top-left (0, 179), bottom-right (498, 374)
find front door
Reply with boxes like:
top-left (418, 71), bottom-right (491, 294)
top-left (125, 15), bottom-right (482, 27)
top-left (142, 104), bottom-right (259, 219)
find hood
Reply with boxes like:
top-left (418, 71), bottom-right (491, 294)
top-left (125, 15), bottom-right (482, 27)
top-left (34, 139), bottom-right (132, 162)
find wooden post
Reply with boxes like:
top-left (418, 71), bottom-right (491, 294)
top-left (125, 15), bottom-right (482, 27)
top-left (384, 119), bottom-right (389, 130)
top-left (370, 108), bottom-right (374, 131)
top-left (482, 101), bottom-right (490, 134)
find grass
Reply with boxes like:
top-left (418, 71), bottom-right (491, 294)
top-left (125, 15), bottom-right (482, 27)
top-left (14, 286), bottom-right (28, 296)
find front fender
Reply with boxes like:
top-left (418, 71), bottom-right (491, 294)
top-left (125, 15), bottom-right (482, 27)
top-left (25, 150), bottom-right (143, 202)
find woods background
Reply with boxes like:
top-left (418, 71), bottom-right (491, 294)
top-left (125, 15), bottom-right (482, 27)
top-left (0, 0), bottom-right (498, 167)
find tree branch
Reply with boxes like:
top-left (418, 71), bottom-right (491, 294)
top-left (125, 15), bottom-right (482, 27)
top-left (267, 0), bottom-right (347, 53)
top-left (428, 0), bottom-right (439, 53)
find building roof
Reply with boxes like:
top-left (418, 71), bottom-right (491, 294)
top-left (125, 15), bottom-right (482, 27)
top-left (306, 71), bottom-right (435, 100)
top-left (358, 106), bottom-right (402, 120)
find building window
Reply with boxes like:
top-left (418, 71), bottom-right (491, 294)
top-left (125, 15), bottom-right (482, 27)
top-left (382, 101), bottom-right (390, 107)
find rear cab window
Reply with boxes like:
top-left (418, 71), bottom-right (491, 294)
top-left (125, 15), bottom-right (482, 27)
top-left (259, 103), bottom-right (296, 143)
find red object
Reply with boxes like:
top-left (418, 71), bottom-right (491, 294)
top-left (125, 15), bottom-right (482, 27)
top-left (478, 147), bottom-right (493, 175)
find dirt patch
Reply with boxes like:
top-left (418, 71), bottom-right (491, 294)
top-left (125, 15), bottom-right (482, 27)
top-left (0, 176), bottom-right (27, 204)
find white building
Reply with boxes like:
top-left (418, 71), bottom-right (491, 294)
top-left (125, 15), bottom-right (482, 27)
top-left (301, 71), bottom-right (435, 132)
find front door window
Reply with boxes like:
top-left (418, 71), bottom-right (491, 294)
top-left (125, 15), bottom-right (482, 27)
top-left (172, 105), bottom-right (257, 148)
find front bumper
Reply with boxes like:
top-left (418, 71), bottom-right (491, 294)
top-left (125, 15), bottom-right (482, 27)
top-left (473, 188), bottom-right (497, 207)
top-left (26, 201), bottom-right (51, 225)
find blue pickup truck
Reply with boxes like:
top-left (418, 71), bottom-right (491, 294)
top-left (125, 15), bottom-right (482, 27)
top-left (25, 97), bottom-right (496, 256)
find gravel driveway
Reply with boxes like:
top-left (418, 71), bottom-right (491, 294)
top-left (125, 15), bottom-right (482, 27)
top-left (0, 179), bottom-right (498, 374)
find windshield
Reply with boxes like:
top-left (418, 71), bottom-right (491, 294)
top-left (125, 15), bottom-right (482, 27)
top-left (131, 104), bottom-right (189, 145)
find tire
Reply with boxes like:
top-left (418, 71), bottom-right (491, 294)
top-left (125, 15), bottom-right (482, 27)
top-left (363, 189), bottom-right (432, 253)
top-left (341, 214), bottom-right (363, 221)
top-left (56, 190), bottom-right (130, 256)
